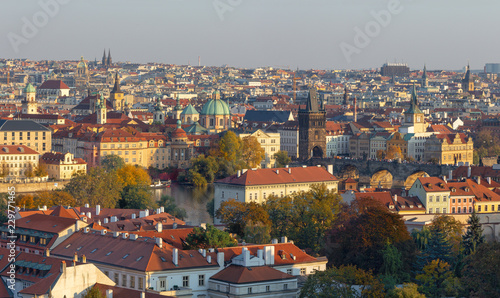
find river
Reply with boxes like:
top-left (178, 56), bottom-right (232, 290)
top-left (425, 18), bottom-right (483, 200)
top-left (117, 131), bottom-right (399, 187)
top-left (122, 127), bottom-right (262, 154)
top-left (153, 184), bottom-right (214, 226)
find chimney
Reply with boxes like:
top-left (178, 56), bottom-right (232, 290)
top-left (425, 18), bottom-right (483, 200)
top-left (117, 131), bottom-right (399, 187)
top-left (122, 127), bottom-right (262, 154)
top-left (217, 252), bottom-right (224, 268)
top-left (487, 177), bottom-right (492, 185)
top-left (113, 231), bottom-right (120, 238)
top-left (257, 249), bottom-right (263, 259)
top-left (45, 248), bottom-right (50, 257)
top-left (237, 170), bottom-right (241, 177)
top-left (156, 237), bottom-right (163, 248)
top-left (122, 233), bottom-right (129, 239)
top-left (242, 247), bottom-right (250, 266)
top-left (86, 212), bottom-right (92, 219)
top-left (82, 255), bottom-right (87, 263)
top-left (173, 222), bottom-right (178, 229)
top-left (96, 205), bottom-right (101, 216)
top-left (200, 223), bottom-right (207, 229)
top-left (202, 249), bottom-right (206, 257)
top-left (97, 220), bottom-right (101, 226)
top-left (327, 164), bottom-right (334, 175)
top-left (131, 214), bottom-right (136, 219)
top-left (104, 218), bottom-right (109, 224)
top-left (281, 236), bottom-right (287, 243)
top-left (140, 292), bottom-right (145, 298)
top-left (477, 176), bottom-right (481, 185)
top-left (271, 238), bottom-right (278, 244)
top-left (85, 203), bottom-right (89, 208)
top-left (264, 246), bottom-right (275, 265)
top-left (84, 227), bottom-right (90, 233)
top-left (393, 194), bottom-right (397, 202)
top-left (101, 230), bottom-right (107, 236)
top-left (443, 176), bottom-right (447, 183)
top-left (106, 289), bottom-right (113, 298)
top-left (467, 166), bottom-right (472, 178)
top-left (449, 170), bottom-right (453, 180)
top-left (156, 208), bottom-right (161, 214)
top-left (276, 169), bottom-right (279, 174)
top-left (288, 167), bottom-right (291, 174)
top-left (130, 234), bottom-right (138, 240)
top-left (73, 252), bottom-right (78, 262)
top-left (173, 248), bottom-right (178, 266)
top-left (156, 222), bottom-right (163, 232)
top-left (60, 261), bottom-right (66, 274)
top-left (160, 206), bottom-right (165, 213)
top-left (207, 255), bottom-right (212, 264)
top-left (43, 205), bottom-right (47, 211)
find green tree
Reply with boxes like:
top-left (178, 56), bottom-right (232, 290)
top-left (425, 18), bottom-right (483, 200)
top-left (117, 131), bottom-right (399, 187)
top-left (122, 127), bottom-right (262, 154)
top-left (101, 154), bottom-right (125, 172)
top-left (416, 223), bottom-right (453, 272)
top-left (379, 242), bottom-right (407, 289)
top-left (243, 221), bottom-right (271, 244)
top-left (411, 227), bottom-right (431, 251)
top-left (217, 131), bottom-right (243, 164)
top-left (82, 286), bottom-right (105, 298)
top-left (462, 211), bottom-right (484, 255)
top-left (461, 242), bottom-right (500, 297)
top-left (241, 135), bottom-right (265, 168)
top-left (299, 265), bottom-right (384, 298)
top-left (327, 197), bottom-right (414, 274)
top-left (189, 154), bottom-right (219, 185)
top-left (274, 150), bottom-right (291, 168)
top-left (64, 167), bottom-right (123, 208)
top-left (386, 283), bottom-right (425, 298)
top-left (215, 199), bottom-right (270, 237)
top-left (0, 193), bottom-right (9, 223)
top-left (187, 169), bottom-right (208, 188)
top-left (430, 214), bottom-right (462, 255)
top-left (416, 259), bottom-right (460, 298)
top-left (118, 185), bottom-right (155, 209)
top-left (183, 224), bottom-right (236, 249)
top-left (158, 195), bottom-right (187, 220)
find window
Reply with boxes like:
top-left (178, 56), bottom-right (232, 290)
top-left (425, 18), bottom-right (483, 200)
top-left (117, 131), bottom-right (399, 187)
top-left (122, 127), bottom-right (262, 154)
top-left (247, 287), bottom-right (252, 294)
top-left (122, 274), bottom-right (127, 286)
top-left (458, 207), bottom-right (461, 213)
top-left (182, 276), bottom-right (189, 287)
top-left (452, 199), bottom-right (455, 204)
top-left (266, 285), bottom-right (270, 292)
top-left (130, 276), bottom-right (135, 289)
top-left (478, 206), bottom-right (481, 212)
top-left (429, 196), bottom-right (433, 202)
top-left (469, 207), bottom-right (473, 213)
top-left (452, 207), bottom-right (455, 213)
top-left (429, 208), bottom-right (433, 214)
top-left (300, 268), bottom-right (306, 275)
top-left (284, 284), bottom-right (288, 290)
top-left (492, 205), bottom-right (495, 212)
top-left (436, 208), bottom-right (440, 213)
top-left (458, 198), bottom-right (461, 203)
top-left (443, 208), bottom-right (447, 214)
top-left (138, 277), bottom-right (143, 290)
top-left (159, 278), bottom-right (166, 290)
top-left (114, 273), bottom-right (119, 284)
top-left (198, 274), bottom-right (205, 286)
top-left (469, 198), bottom-right (473, 203)
top-left (287, 269), bottom-right (293, 275)
top-left (485, 205), bottom-right (488, 212)
top-left (436, 196), bottom-right (440, 202)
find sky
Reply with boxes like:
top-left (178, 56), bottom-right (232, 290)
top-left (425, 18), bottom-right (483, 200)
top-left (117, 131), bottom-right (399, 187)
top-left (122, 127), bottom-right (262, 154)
top-left (0, 0), bottom-right (498, 70)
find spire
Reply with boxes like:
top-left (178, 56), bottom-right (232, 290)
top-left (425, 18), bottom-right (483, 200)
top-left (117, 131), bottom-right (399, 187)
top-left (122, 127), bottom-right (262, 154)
top-left (343, 85), bottom-right (348, 105)
top-left (405, 82), bottom-right (422, 114)
top-left (423, 64), bottom-right (427, 78)
top-left (102, 49), bottom-right (106, 66)
top-left (112, 72), bottom-right (120, 93)
top-left (306, 87), bottom-right (319, 112)
top-left (107, 49), bottom-right (112, 66)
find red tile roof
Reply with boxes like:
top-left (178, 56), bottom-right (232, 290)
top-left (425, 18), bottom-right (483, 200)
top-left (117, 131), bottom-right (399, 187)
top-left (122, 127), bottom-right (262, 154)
top-left (0, 145), bottom-right (39, 155)
top-left (216, 166), bottom-right (337, 186)
top-left (94, 284), bottom-right (171, 298)
top-left (417, 177), bottom-right (449, 192)
top-left (210, 265), bottom-right (295, 284)
top-left (38, 80), bottom-right (69, 90)
top-left (15, 214), bottom-right (78, 234)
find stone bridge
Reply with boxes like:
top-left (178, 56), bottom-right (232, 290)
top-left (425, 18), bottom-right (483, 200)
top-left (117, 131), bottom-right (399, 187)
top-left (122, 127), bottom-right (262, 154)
top-left (298, 158), bottom-right (458, 188)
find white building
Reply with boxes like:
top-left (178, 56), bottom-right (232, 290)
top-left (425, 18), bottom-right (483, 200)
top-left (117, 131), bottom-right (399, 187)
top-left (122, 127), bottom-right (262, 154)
top-left (277, 122), bottom-right (299, 159)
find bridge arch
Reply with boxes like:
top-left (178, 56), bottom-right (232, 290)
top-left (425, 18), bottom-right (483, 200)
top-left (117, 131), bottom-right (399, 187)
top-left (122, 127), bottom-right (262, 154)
top-left (370, 168), bottom-right (394, 189)
top-left (404, 171), bottom-right (430, 189)
top-left (338, 164), bottom-right (360, 179)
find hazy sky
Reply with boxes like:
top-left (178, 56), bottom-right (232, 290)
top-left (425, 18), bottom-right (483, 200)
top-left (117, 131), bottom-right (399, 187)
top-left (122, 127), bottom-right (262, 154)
top-left (1, 0), bottom-right (498, 70)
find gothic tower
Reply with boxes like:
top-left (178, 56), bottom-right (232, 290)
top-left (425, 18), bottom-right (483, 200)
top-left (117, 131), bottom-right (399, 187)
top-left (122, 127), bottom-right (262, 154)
top-left (107, 49), bottom-right (112, 66)
top-left (343, 85), bottom-right (349, 105)
top-left (21, 83), bottom-right (37, 114)
top-left (102, 49), bottom-right (106, 66)
top-left (97, 93), bottom-right (107, 125)
top-left (110, 72), bottom-right (124, 111)
top-left (298, 87), bottom-right (326, 160)
top-left (173, 95), bottom-right (183, 120)
top-left (404, 83), bottom-right (425, 133)
top-left (462, 63), bottom-right (474, 93)
top-left (153, 98), bottom-right (165, 124)
top-left (422, 64), bottom-right (428, 87)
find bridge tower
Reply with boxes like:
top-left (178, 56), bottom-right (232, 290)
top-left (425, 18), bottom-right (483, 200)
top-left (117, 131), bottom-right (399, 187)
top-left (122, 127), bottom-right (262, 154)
top-left (299, 87), bottom-right (326, 160)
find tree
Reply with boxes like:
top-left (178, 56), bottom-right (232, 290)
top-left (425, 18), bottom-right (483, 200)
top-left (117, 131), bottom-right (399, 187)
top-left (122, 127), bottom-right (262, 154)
top-left (34, 163), bottom-right (48, 177)
top-left (158, 195), bottom-right (187, 220)
top-left (118, 185), bottom-right (155, 209)
top-left (241, 135), bottom-right (265, 168)
top-left (327, 197), bottom-right (414, 274)
top-left (187, 169), bottom-right (207, 187)
top-left (215, 199), bottom-right (270, 237)
top-left (82, 286), bottom-right (105, 298)
top-left (35, 191), bottom-right (76, 207)
top-left (64, 167), bottom-right (122, 208)
top-left (101, 154), bottom-right (125, 172)
top-left (461, 242), bottom-right (500, 297)
top-left (379, 242), bottom-right (407, 289)
top-left (376, 149), bottom-right (386, 160)
top-left (274, 150), bottom-right (291, 168)
top-left (462, 211), bottom-right (484, 255)
top-left (0, 193), bottom-right (9, 223)
top-left (243, 221), bottom-right (271, 244)
top-left (188, 154), bottom-right (219, 185)
top-left (386, 283), bottom-right (425, 298)
top-left (0, 162), bottom-right (8, 178)
top-left (15, 194), bottom-right (35, 209)
top-left (386, 146), bottom-right (403, 160)
top-left (299, 265), bottom-right (384, 298)
top-left (24, 162), bottom-right (35, 178)
top-left (416, 226), bottom-right (453, 273)
top-left (416, 259), bottom-right (460, 298)
top-left (411, 228), bottom-right (431, 251)
top-left (183, 224), bottom-right (236, 249)
top-left (217, 131), bottom-right (243, 164)
top-left (116, 165), bottom-right (151, 188)
top-left (430, 214), bottom-right (462, 255)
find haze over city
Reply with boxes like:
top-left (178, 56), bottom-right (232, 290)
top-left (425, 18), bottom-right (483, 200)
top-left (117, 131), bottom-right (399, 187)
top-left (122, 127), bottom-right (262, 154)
top-left (2, 0), bottom-right (499, 70)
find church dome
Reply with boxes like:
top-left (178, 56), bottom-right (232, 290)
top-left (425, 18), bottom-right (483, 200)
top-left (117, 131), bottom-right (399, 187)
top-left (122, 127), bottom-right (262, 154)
top-left (172, 120), bottom-right (187, 139)
top-left (77, 56), bottom-right (87, 69)
top-left (200, 98), bottom-right (230, 116)
top-left (24, 83), bottom-right (36, 93)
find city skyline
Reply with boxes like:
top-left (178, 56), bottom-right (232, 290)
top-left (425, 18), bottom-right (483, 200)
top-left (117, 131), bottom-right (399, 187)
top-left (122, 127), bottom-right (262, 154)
top-left (1, 0), bottom-right (499, 70)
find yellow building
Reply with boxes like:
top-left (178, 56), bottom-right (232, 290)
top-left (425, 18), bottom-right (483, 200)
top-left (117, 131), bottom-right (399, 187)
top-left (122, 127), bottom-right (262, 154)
top-left (408, 177), bottom-right (450, 214)
top-left (386, 131), bottom-right (408, 158)
top-left (0, 119), bottom-right (52, 154)
top-left (0, 145), bottom-right (40, 179)
top-left (424, 133), bottom-right (474, 165)
top-left (41, 152), bottom-right (87, 180)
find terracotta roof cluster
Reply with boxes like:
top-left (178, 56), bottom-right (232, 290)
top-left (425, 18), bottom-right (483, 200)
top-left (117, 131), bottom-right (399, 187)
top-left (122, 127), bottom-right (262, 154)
top-left (0, 145), bottom-right (39, 155)
top-left (216, 166), bottom-right (338, 186)
top-left (355, 191), bottom-right (425, 212)
top-left (38, 80), bottom-right (70, 90)
top-left (40, 152), bottom-right (86, 165)
top-left (210, 265), bottom-right (294, 284)
top-left (417, 177), bottom-right (450, 192)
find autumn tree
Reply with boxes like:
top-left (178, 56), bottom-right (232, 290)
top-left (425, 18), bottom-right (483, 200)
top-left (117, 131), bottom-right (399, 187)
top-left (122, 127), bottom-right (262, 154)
top-left (416, 259), bottom-right (461, 298)
top-left (430, 214), bottom-right (463, 255)
top-left (243, 221), bottom-right (271, 244)
top-left (0, 162), bottom-right (8, 178)
top-left (35, 191), bottom-right (76, 207)
top-left (34, 163), bottom-right (48, 177)
top-left (299, 265), bottom-right (384, 298)
top-left (461, 242), bottom-right (500, 297)
top-left (386, 283), bottom-right (425, 298)
top-left (386, 145), bottom-right (403, 160)
top-left (15, 194), bottom-right (36, 209)
top-left (376, 149), bottom-right (386, 160)
top-left (183, 224), bottom-right (236, 249)
top-left (24, 163), bottom-right (35, 178)
top-left (241, 135), bottom-right (265, 168)
top-left (0, 193), bottom-right (9, 223)
top-left (101, 154), bottom-right (125, 172)
top-left (83, 286), bottom-right (105, 298)
top-left (215, 199), bottom-right (270, 237)
top-left (274, 150), bottom-right (291, 168)
top-left (327, 197), bottom-right (414, 274)
top-left (116, 165), bottom-right (151, 188)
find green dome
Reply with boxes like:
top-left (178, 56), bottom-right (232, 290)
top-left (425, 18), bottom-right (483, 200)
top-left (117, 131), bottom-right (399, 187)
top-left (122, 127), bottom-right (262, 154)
top-left (180, 104), bottom-right (199, 115)
top-left (77, 56), bottom-right (87, 69)
top-left (200, 99), bottom-right (230, 116)
top-left (24, 83), bottom-right (36, 93)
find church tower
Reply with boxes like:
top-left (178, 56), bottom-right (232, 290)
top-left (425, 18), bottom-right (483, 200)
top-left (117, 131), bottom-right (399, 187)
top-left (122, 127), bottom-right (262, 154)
top-left (422, 64), bottom-right (428, 87)
top-left (298, 87), bottom-right (326, 160)
top-left (173, 95), bottom-right (183, 120)
top-left (102, 49), bottom-right (106, 66)
top-left (21, 83), bottom-right (37, 114)
top-left (404, 83), bottom-right (425, 133)
top-left (343, 85), bottom-right (349, 105)
top-left (107, 49), bottom-right (112, 66)
top-left (153, 98), bottom-right (165, 124)
top-left (110, 72), bottom-right (124, 111)
top-left (97, 93), bottom-right (107, 125)
top-left (462, 63), bottom-right (474, 93)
